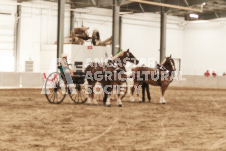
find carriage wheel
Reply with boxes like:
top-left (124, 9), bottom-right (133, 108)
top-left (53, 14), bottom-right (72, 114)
top-left (68, 84), bottom-right (88, 104)
top-left (45, 72), bottom-right (67, 104)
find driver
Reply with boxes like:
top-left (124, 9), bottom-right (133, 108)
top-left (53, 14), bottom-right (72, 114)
top-left (60, 53), bottom-right (73, 76)
top-left (60, 53), bottom-right (74, 92)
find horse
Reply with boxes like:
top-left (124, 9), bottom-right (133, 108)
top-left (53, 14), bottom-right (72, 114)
top-left (130, 55), bottom-right (176, 104)
top-left (84, 49), bottom-right (139, 107)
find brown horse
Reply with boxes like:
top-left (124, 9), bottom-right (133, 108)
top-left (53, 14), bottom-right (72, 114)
top-left (131, 55), bottom-right (176, 104)
top-left (84, 49), bottom-right (139, 107)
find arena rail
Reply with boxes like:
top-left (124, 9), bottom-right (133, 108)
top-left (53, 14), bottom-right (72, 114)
top-left (170, 75), bottom-right (226, 88)
top-left (0, 72), bottom-right (226, 89)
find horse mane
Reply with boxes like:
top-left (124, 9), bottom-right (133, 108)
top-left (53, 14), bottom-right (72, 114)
top-left (161, 58), bottom-right (167, 65)
top-left (113, 51), bottom-right (124, 60)
top-left (161, 57), bottom-right (175, 71)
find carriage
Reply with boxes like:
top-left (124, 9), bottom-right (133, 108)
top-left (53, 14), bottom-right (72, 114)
top-left (44, 62), bottom-right (128, 105)
top-left (44, 63), bottom-right (88, 104)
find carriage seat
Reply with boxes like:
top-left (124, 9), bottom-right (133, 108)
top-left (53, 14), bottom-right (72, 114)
top-left (57, 63), bottom-right (85, 84)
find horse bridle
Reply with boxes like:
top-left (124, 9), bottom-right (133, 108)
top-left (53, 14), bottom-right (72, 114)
top-left (169, 59), bottom-right (175, 71)
top-left (158, 58), bottom-right (175, 81)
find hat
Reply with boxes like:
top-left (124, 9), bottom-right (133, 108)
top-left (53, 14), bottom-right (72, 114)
top-left (61, 53), bottom-right (68, 58)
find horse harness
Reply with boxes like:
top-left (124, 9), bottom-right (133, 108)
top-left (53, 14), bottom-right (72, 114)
top-left (154, 64), bottom-right (174, 86)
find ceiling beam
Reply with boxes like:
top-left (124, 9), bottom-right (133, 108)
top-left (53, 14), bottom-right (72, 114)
top-left (199, 12), bottom-right (226, 20)
top-left (121, 3), bottom-right (161, 13)
top-left (128, 0), bottom-right (203, 12)
top-left (187, 0), bottom-right (214, 6)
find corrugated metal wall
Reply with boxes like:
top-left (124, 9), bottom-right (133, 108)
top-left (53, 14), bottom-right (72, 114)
top-left (183, 20), bottom-right (226, 75)
top-left (0, 3), bottom-right (16, 72)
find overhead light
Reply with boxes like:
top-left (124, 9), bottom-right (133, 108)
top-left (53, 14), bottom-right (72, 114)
top-left (119, 11), bottom-right (133, 15)
top-left (189, 14), bottom-right (199, 19)
top-left (202, 2), bottom-right (206, 6)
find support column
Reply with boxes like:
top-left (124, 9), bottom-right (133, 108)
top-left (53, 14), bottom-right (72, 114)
top-left (70, 3), bottom-right (75, 33)
top-left (70, 11), bottom-right (74, 33)
top-left (160, 7), bottom-right (167, 63)
top-left (15, 4), bottom-right (21, 72)
top-left (57, 0), bottom-right (65, 58)
top-left (112, 0), bottom-right (120, 55)
top-left (119, 16), bottom-right (122, 51)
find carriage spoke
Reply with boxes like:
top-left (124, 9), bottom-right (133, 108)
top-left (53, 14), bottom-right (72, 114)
top-left (56, 91), bottom-right (59, 103)
top-left (58, 90), bottom-right (64, 98)
top-left (49, 91), bottom-right (55, 101)
top-left (45, 72), bottom-right (66, 104)
top-left (53, 92), bottom-right (56, 103)
top-left (78, 93), bottom-right (81, 103)
top-left (81, 91), bottom-right (85, 101)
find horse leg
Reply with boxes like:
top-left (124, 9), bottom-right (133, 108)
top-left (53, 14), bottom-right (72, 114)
top-left (130, 83), bottom-right (135, 102)
top-left (103, 85), bottom-right (110, 105)
top-left (87, 88), bottom-right (93, 105)
top-left (160, 82), bottom-right (169, 104)
top-left (92, 83), bottom-right (98, 105)
top-left (106, 86), bottom-right (113, 107)
top-left (134, 83), bottom-right (142, 102)
top-left (87, 81), bottom-right (94, 105)
top-left (142, 83), bottom-right (146, 102)
top-left (103, 92), bottom-right (108, 105)
top-left (145, 83), bottom-right (151, 103)
top-left (117, 85), bottom-right (124, 107)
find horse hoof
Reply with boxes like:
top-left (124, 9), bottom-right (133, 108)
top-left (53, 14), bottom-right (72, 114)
top-left (161, 102), bottom-right (167, 104)
top-left (139, 101), bottom-right (143, 103)
top-left (106, 104), bottom-right (111, 107)
top-left (118, 104), bottom-right (124, 107)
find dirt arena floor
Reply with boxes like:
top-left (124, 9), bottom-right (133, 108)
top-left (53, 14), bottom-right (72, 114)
top-left (0, 86), bottom-right (226, 151)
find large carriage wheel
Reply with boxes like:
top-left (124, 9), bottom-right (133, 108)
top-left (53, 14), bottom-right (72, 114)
top-left (68, 84), bottom-right (88, 104)
top-left (45, 72), bottom-right (67, 104)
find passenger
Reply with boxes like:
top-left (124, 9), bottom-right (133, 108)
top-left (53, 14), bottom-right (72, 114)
top-left (223, 72), bottom-right (226, 76)
top-left (60, 53), bottom-right (73, 76)
top-left (204, 70), bottom-right (210, 76)
top-left (60, 53), bottom-right (74, 92)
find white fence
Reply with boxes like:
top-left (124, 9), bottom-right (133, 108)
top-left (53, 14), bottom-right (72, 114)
top-left (0, 72), bottom-right (226, 89)
top-left (0, 72), bottom-right (43, 88)
top-left (171, 75), bottom-right (226, 88)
